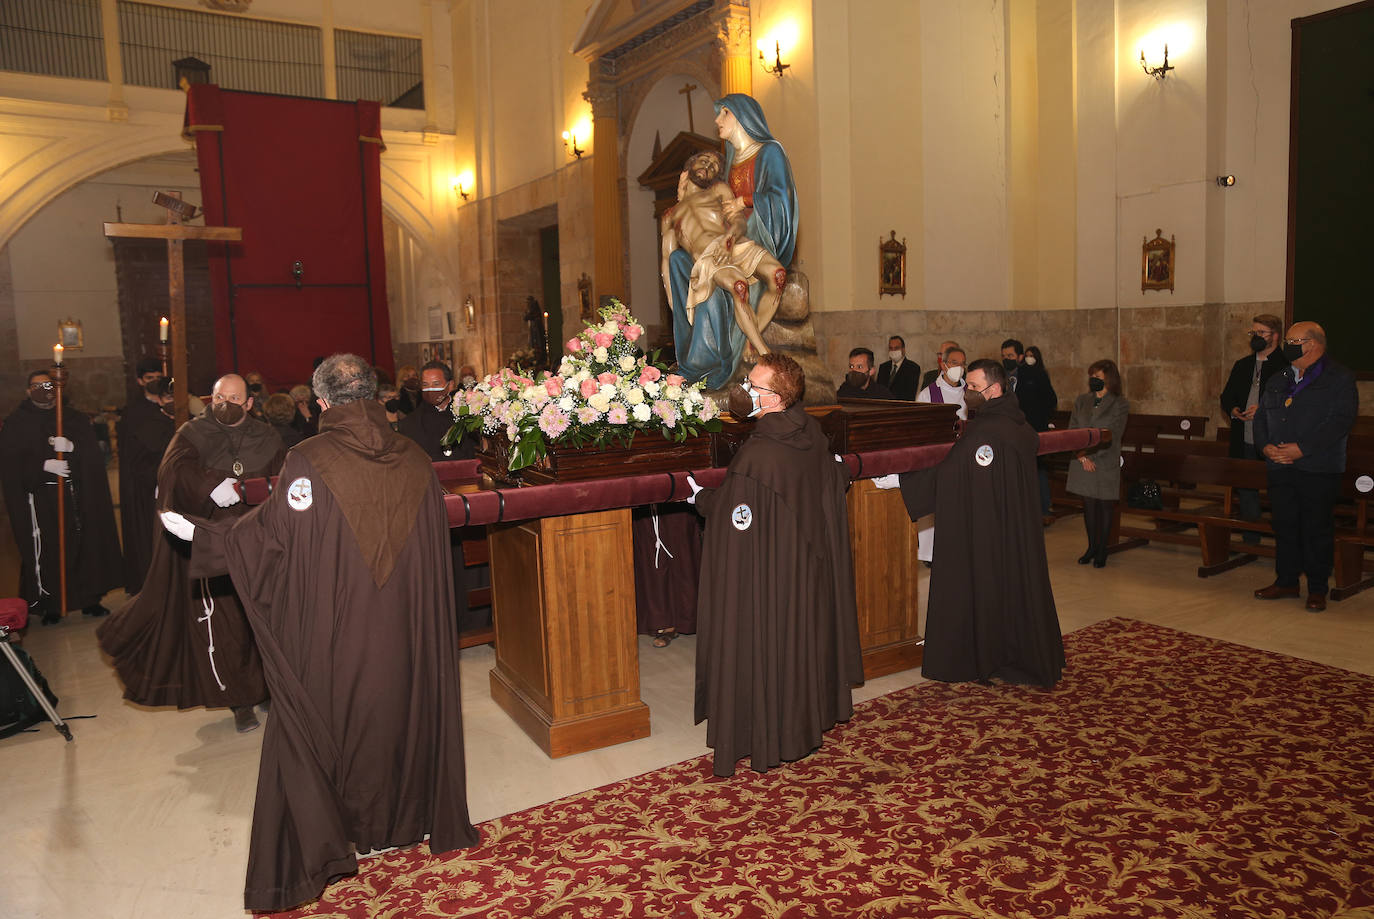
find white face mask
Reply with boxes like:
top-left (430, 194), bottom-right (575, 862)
top-left (889, 350), bottom-right (903, 362)
top-left (944, 365), bottom-right (964, 384)
top-left (1024, 355), bottom-right (1037, 367)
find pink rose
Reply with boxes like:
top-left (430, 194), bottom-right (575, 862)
top-left (625, 324), bottom-right (644, 341)
top-left (638, 365), bottom-right (661, 384)
top-left (567, 337), bottom-right (583, 353)
top-left (544, 376), bottom-right (564, 397)
top-left (593, 332), bottom-right (614, 349)
top-left (596, 372), bottom-right (619, 386)
top-left (579, 378), bottom-right (598, 398)
top-left (665, 374), bottom-right (686, 387)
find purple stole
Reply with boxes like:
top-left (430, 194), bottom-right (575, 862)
top-left (925, 381), bottom-right (945, 404)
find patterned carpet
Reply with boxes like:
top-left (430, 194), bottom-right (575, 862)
top-left (278, 619), bottom-right (1374, 918)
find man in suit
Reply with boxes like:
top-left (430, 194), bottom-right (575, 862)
top-left (1219, 313), bottom-right (1288, 543)
top-left (1252, 321), bottom-right (1357, 612)
top-left (876, 336), bottom-right (921, 401)
top-left (920, 340), bottom-right (960, 391)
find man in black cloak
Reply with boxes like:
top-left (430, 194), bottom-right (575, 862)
top-left (881, 358), bottom-right (1064, 687)
top-left (117, 369), bottom-right (175, 592)
top-left (160, 353), bottom-right (480, 912)
top-left (0, 370), bottom-right (122, 624)
top-left (691, 352), bottom-right (863, 777)
top-left (98, 373), bottom-right (281, 732)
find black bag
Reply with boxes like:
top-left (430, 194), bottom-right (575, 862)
top-left (1127, 479), bottom-right (1164, 510)
top-left (0, 644), bottom-right (59, 740)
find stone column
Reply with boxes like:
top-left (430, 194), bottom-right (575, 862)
top-left (715, 1), bottom-right (753, 97)
top-left (584, 78), bottom-right (625, 303)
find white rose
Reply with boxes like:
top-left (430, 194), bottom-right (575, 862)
top-left (558, 395), bottom-right (575, 412)
top-left (632, 403), bottom-right (652, 422)
top-left (664, 384), bottom-right (682, 400)
top-left (589, 391), bottom-right (612, 412)
top-left (644, 381), bottom-right (661, 397)
top-left (558, 357), bottom-right (574, 375)
top-left (625, 387), bottom-right (645, 405)
top-left (601, 319), bottom-right (618, 335)
top-left (523, 386), bottom-right (543, 404)
top-left (599, 383), bottom-right (617, 397)
top-left (618, 354), bottom-right (636, 372)
top-left (593, 347), bottom-right (609, 363)
top-left (574, 370), bottom-right (590, 383)
top-left (491, 386), bottom-right (508, 402)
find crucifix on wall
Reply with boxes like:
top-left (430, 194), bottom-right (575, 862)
top-left (678, 82), bottom-right (698, 133)
top-left (104, 192), bottom-right (243, 425)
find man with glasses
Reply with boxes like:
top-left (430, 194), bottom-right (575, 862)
top-left (1219, 314), bottom-right (1289, 543)
top-left (691, 352), bottom-right (862, 777)
top-left (397, 360), bottom-right (473, 461)
top-left (0, 371), bottom-right (122, 624)
top-left (1253, 321), bottom-right (1357, 612)
top-left (876, 359), bottom-right (1064, 687)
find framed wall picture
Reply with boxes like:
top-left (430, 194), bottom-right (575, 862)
top-left (879, 231), bottom-right (906, 298)
top-left (58, 317), bottom-right (84, 350)
top-left (1142, 229), bottom-right (1175, 292)
top-left (577, 272), bottom-right (594, 323)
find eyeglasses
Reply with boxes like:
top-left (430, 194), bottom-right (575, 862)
top-left (28, 381), bottom-right (55, 391)
top-left (743, 380), bottom-right (777, 395)
top-left (1283, 338), bottom-right (1311, 346)
top-left (1246, 331), bottom-right (1275, 338)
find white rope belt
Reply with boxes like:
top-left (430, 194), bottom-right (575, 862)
top-left (197, 578), bottom-right (227, 692)
top-left (650, 505), bottom-right (675, 569)
top-left (28, 493), bottom-right (48, 599)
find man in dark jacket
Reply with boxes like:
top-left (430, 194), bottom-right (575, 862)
top-left (1252, 321), bottom-right (1357, 612)
top-left (397, 360), bottom-right (474, 460)
top-left (876, 335), bottom-right (921, 400)
top-left (691, 352), bottom-right (863, 777)
top-left (1219, 313), bottom-right (1288, 542)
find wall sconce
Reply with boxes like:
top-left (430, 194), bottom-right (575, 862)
top-left (562, 131), bottom-right (584, 159)
top-left (1139, 43), bottom-right (1174, 80)
top-left (1215, 174), bottom-right (1236, 187)
top-left (758, 39), bottom-right (790, 78)
top-left (452, 171), bottom-right (473, 201)
top-left (464, 295), bottom-right (476, 331)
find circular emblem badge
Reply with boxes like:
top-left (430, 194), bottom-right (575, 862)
top-left (286, 477), bottom-right (313, 511)
top-left (1357, 475), bottom-right (1373, 495)
top-left (731, 503), bottom-right (753, 531)
top-left (1179, 419), bottom-right (1191, 431)
top-left (974, 444), bottom-right (995, 467)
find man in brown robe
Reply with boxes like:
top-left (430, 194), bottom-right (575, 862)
top-left (691, 353), bottom-right (863, 777)
top-left (98, 373), bottom-right (282, 732)
top-left (160, 353), bottom-right (480, 912)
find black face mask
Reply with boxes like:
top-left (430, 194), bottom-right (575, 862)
top-left (384, 398), bottom-right (401, 414)
top-left (248, 382), bottom-right (264, 394)
top-left (1002, 358), bottom-right (1019, 372)
top-left (1088, 377), bottom-right (1106, 393)
top-left (1249, 334), bottom-right (1267, 353)
top-left (844, 371), bottom-right (869, 389)
top-left (1282, 342), bottom-right (1305, 363)
top-left (402, 379), bottom-right (420, 391)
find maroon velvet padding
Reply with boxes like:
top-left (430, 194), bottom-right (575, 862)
top-left (0, 597), bottom-right (28, 631)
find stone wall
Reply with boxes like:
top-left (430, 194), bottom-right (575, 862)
top-left (813, 302), bottom-right (1371, 435)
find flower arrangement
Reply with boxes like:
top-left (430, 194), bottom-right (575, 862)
top-left (446, 301), bottom-right (721, 472)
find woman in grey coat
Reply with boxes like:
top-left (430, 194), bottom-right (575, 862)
top-left (1066, 359), bottom-right (1129, 567)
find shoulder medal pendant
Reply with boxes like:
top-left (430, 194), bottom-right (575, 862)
top-left (1283, 397), bottom-right (1292, 408)
top-left (232, 459), bottom-right (244, 477)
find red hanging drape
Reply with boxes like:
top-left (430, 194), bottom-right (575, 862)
top-left (184, 85), bottom-right (394, 390)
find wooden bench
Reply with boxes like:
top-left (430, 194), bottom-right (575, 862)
top-left (1333, 454), bottom-right (1374, 600)
top-left (1113, 451), bottom-right (1273, 577)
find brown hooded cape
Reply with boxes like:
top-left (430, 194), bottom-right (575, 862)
top-left (188, 399), bottom-right (479, 911)
top-left (694, 402), bottom-right (864, 777)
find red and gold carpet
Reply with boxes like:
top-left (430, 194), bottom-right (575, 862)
top-left (279, 619), bottom-right (1374, 918)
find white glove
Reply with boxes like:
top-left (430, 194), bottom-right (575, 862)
top-left (160, 511), bottom-right (194, 542)
top-left (686, 473), bottom-right (703, 506)
top-left (43, 459), bottom-right (70, 478)
top-left (872, 474), bottom-right (900, 490)
top-left (48, 436), bottom-right (74, 453)
top-left (210, 477), bottom-right (242, 508)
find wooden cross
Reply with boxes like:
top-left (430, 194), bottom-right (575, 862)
top-left (678, 82), bottom-right (698, 133)
top-left (104, 192), bottom-right (242, 426)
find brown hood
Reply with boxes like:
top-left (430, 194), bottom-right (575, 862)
top-left (295, 399), bottom-right (433, 587)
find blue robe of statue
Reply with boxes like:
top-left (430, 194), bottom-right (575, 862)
top-left (669, 93), bottom-right (799, 390)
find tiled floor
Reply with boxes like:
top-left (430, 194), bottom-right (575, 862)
top-left (1, 516), bottom-right (1371, 919)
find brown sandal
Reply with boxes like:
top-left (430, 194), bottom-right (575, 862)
top-left (652, 629), bottom-right (677, 648)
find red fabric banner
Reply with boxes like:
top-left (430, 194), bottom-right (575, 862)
top-left (184, 85), bottom-right (394, 389)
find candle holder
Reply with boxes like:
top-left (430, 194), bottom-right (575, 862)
top-left (157, 341), bottom-right (169, 378)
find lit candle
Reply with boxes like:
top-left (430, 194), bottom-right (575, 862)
top-left (160, 316), bottom-right (169, 342)
top-left (54, 343), bottom-right (63, 366)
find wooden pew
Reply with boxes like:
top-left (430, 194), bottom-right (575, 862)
top-left (1332, 451), bottom-right (1374, 600)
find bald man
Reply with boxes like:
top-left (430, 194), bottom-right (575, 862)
top-left (99, 373), bottom-right (286, 732)
top-left (1252, 321), bottom-right (1357, 612)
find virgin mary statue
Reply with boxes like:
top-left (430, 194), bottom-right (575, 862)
top-left (665, 93), bottom-right (798, 390)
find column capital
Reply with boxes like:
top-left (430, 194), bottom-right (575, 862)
top-left (713, 1), bottom-right (752, 59)
top-left (583, 80), bottom-right (619, 120)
